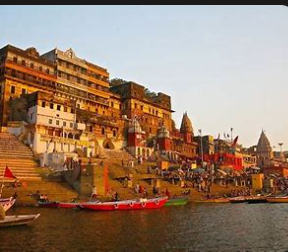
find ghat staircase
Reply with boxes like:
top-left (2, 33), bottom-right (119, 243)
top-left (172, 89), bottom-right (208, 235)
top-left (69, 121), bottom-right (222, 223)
top-left (0, 132), bottom-right (40, 180)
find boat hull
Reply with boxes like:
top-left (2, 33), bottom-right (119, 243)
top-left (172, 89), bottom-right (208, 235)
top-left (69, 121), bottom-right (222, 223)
top-left (38, 201), bottom-right (59, 208)
top-left (80, 197), bottom-right (167, 211)
top-left (246, 197), bottom-right (267, 204)
top-left (228, 197), bottom-right (246, 203)
top-left (0, 198), bottom-right (16, 212)
top-left (267, 197), bottom-right (288, 203)
top-left (0, 214), bottom-right (40, 228)
top-left (165, 197), bottom-right (188, 206)
top-left (58, 202), bottom-right (79, 209)
top-left (195, 198), bottom-right (230, 203)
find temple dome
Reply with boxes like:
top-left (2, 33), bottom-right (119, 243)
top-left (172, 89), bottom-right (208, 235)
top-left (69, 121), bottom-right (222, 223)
top-left (128, 118), bottom-right (143, 134)
top-left (180, 112), bottom-right (193, 134)
top-left (257, 130), bottom-right (272, 153)
top-left (158, 125), bottom-right (170, 139)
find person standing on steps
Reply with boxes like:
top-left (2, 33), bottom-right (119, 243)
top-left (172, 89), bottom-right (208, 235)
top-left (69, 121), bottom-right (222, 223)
top-left (90, 186), bottom-right (98, 201)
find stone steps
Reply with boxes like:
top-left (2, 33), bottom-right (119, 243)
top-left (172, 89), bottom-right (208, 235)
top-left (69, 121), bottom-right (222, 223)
top-left (0, 132), bottom-right (40, 180)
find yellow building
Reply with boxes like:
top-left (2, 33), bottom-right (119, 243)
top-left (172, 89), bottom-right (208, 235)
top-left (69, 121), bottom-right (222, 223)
top-left (251, 173), bottom-right (264, 190)
top-left (0, 46), bottom-right (56, 128)
top-left (110, 81), bottom-right (173, 138)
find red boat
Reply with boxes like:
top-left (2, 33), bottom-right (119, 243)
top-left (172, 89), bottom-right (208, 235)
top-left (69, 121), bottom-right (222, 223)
top-left (79, 197), bottom-right (168, 211)
top-left (38, 201), bottom-right (59, 208)
top-left (58, 202), bottom-right (80, 209)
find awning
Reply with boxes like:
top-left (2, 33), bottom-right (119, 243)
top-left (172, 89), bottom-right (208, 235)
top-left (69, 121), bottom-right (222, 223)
top-left (251, 167), bottom-right (261, 170)
top-left (217, 169), bottom-right (227, 176)
top-left (193, 168), bottom-right (205, 173)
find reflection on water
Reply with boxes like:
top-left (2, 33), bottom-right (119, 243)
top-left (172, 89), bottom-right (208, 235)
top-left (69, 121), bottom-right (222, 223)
top-left (1, 203), bottom-right (288, 252)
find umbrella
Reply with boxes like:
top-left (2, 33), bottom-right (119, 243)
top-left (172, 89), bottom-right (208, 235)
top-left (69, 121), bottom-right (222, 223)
top-left (251, 167), bottom-right (261, 170)
top-left (233, 171), bottom-right (241, 176)
top-left (217, 169), bottom-right (227, 176)
top-left (193, 168), bottom-right (205, 173)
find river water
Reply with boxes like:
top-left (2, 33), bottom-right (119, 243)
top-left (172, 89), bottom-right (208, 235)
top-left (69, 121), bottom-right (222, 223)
top-left (1, 203), bottom-right (288, 252)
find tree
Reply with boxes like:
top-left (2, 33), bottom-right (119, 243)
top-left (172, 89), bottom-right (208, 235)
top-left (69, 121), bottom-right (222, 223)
top-left (109, 78), bottom-right (127, 87)
top-left (144, 88), bottom-right (157, 98)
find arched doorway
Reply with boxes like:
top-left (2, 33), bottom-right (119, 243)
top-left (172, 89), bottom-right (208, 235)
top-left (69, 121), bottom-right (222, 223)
top-left (102, 139), bottom-right (115, 149)
top-left (142, 148), bottom-right (146, 158)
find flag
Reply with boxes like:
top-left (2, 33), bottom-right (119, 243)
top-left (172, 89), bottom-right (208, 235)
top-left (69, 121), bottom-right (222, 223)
top-left (103, 165), bottom-right (109, 195)
top-left (4, 166), bottom-right (17, 179)
top-left (232, 136), bottom-right (239, 147)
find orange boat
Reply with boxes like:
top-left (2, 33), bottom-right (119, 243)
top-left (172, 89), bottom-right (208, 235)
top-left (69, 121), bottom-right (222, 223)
top-left (194, 198), bottom-right (230, 203)
top-left (266, 196), bottom-right (288, 203)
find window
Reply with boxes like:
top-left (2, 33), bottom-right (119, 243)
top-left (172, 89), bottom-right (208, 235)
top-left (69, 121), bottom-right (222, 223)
top-left (113, 130), bottom-right (117, 137)
top-left (49, 119), bottom-right (53, 124)
top-left (46, 69), bottom-right (50, 74)
top-left (135, 103), bottom-right (137, 109)
top-left (63, 121), bottom-right (66, 127)
top-left (71, 108), bottom-right (74, 113)
top-left (89, 126), bottom-right (93, 132)
top-left (156, 111), bottom-right (158, 116)
top-left (111, 102), bottom-right (114, 108)
top-left (101, 128), bottom-right (105, 135)
top-left (70, 123), bottom-right (73, 128)
top-left (21, 60), bottom-right (26, 66)
top-left (30, 63), bottom-right (34, 68)
top-left (67, 75), bottom-right (70, 81)
top-left (149, 127), bottom-right (152, 133)
top-left (57, 105), bottom-right (61, 111)
top-left (13, 57), bottom-right (17, 63)
top-left (64, 107), bottom-right (67, 112)
top-left (42, 101), bottom-right (46, 108)
top-left (39, 66), bottom-right (43, 72)
top-left (145, 118), bottom-right (148, 123)
top-left (10, 86), bottom-right (15, 94)
top-left (56, 120), bottom-right (59, 126)
top-left (21, 89), bottom-right (26, 95)
top-left (50, 103), bottom-right (54, 109)
top-left (141, 105), bottom-right (143, 111)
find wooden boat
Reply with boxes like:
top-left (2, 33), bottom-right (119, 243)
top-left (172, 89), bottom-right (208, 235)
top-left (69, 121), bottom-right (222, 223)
top-left (267, 196), bottom-right (288, 203)
top-left (194, 198), bottom-right (230, 203)
top-left (246, 196), bottom-right (267, 204)
top-left (0, 214), bottom-right (40, 228)
top-left (38, 201), bottom-right (59, 208)
top-left (79, 197), bottom-right (168, 211)
top-left (0, 198), bottom-right (16, 212)
top-left (58, 202), bottom-right (80, 209)
top-left (165, 197), bottom-right (189, 206)
top-left (228, 196), bottom-right (246, 203)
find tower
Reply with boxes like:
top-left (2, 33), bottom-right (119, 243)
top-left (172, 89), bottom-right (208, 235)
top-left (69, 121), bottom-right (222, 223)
top-left (256, 130), bottom-right (273, 168)
top-left (157, 124), bottom-right (171, 151)
top-left (180, 112), bottom-right (194, 144)
top-left (127, 118), bottom-right (145, 147)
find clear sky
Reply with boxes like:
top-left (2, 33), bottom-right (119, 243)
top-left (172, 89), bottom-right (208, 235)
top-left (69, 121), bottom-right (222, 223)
top-left (1, 5), bottom-right (287, 149)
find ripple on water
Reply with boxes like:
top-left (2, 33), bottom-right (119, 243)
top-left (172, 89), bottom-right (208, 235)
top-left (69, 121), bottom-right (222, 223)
top-left (1, 204), bottom-right (288, 252)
